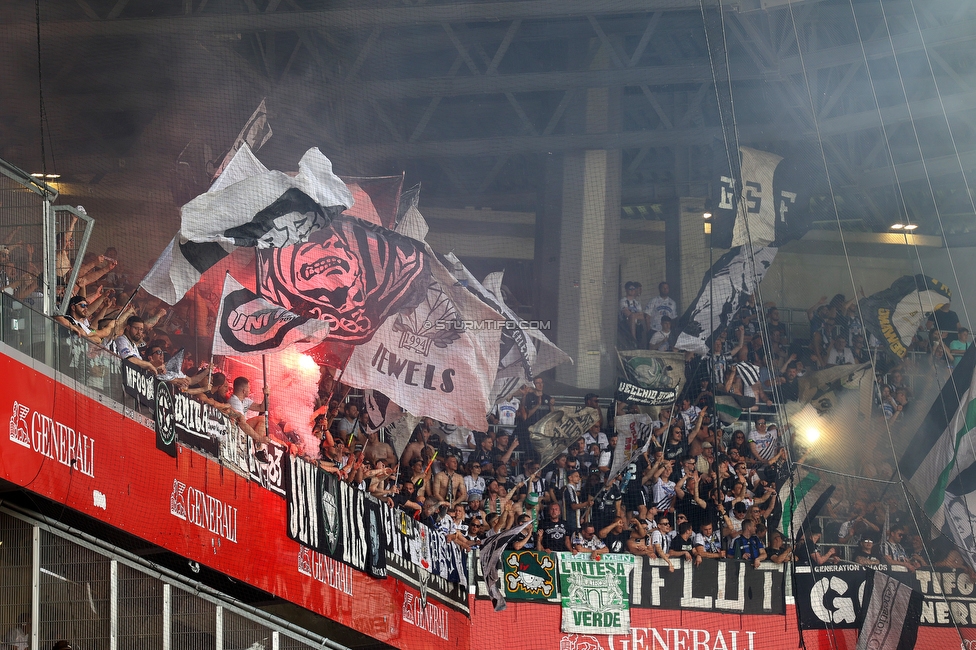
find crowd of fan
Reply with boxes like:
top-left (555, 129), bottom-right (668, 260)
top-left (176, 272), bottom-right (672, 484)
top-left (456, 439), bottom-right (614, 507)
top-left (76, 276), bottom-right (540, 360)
top-left (29, 238), bottom-right (975, 572)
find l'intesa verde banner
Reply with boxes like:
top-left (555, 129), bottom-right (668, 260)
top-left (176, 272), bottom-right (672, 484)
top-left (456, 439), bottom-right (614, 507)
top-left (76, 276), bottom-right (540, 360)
top-left (556, 553), bottom-right (635, 635)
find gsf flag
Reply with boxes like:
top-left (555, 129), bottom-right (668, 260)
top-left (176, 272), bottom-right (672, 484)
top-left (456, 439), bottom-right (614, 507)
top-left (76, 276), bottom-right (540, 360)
top-left (213, 273), bottom-right (330, 356)
top-left (342, 249), bottom-right (503, 431)
top-left (142, 146), bottom-right (353, 304)
top-left (711, 145), bottom-right (815, 249)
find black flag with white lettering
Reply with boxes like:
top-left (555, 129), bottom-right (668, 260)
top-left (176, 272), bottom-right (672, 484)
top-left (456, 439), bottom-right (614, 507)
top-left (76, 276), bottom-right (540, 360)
top-left (364, 496), bottom-right (388, 579)
top-left (711, 145), bottom-right (815, 250)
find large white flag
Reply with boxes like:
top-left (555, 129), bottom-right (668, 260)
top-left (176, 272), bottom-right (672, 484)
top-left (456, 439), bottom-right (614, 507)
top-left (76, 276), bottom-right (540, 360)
top-left (142, 146), bottom-right (353, 304)
top-left (674, 245), bottom-right (777, 355)
top-left (212, 273), bottom-right (330, 357)
top-left (342, 251), bottom-right (502, 431)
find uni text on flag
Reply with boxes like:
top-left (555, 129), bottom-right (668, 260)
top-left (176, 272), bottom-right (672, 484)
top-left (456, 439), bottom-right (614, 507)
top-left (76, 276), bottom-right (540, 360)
top-left (212, 272), bottom-right (330, 357)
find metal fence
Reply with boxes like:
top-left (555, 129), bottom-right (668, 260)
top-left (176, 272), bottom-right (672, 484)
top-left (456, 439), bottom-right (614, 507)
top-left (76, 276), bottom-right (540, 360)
top-left (0, 157), bottom-right (93, 317)
top-left (0, 510), bottom-right (342, 650)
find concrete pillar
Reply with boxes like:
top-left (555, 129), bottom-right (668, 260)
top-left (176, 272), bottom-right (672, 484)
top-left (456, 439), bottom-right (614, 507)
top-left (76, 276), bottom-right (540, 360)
top-left (678, 196), bottom-right (709, 311)
top-left (554, 43), bottom-right (622, 390)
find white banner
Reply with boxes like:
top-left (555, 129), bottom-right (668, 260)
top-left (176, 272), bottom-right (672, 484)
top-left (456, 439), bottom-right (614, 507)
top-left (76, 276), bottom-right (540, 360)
top-left (343, 252), bottom-right (503, 431)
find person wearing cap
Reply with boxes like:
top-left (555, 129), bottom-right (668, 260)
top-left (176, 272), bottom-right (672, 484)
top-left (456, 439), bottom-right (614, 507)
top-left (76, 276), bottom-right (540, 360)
top-left (766, 531), bottom-right (792, 564)
top-left (52, 643), bottom-right (71, 650)
top-left (431, 451), bottom-right (466, 508)
top-left (695, 441), bottom-right (715, 475)
top-left (854, 538), bottom-right (882, 566)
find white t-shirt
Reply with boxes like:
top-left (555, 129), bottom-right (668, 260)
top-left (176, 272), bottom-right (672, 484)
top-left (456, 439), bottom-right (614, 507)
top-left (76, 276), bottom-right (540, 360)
top-left (650, 528), bottom-right (671, 554)
top-left (620, 297), bottom-right (642, 315)
top-left (113, 334), bottom-right (140, 360)
top-left (494, 398), bottom-right (520, 428)
top-left (644, 296), bottom-right (677, 331)
top-left (652, 477), bottom-right (676, 511)
top-left (583, 430), bottom-right (609, 449)
top-left (464, 475), bottom-right (486, 500)
top-left (229, 394), bottom-right (254, 417)
top-left (680, 405), bottom-right (702, 431)
top-left (827, 347), bottom-right (855, 366)
top-left (649, 329), bottom-right (673, 351)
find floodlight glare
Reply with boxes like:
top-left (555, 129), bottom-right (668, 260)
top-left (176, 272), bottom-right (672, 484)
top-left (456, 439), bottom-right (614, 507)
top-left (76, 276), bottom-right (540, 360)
top-left (890, 223), bottom-right (905, 230)
top-left (903, 224), bottom-right (918, 231)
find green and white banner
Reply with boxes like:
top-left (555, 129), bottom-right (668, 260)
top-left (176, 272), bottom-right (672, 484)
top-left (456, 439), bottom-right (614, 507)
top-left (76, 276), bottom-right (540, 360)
top-left (556, 553), bottom-right (635, 635)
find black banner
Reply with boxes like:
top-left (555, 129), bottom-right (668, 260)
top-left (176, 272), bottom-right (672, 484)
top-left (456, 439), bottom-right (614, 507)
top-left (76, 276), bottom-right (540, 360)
top-left (154, 380), bottom-right (177, 458)
top-left (795, 565), bottom-right (976, 628)
top-left (122, 358), bottom-right (156, 407)
top-left (364, 496), bottom-right (387, 579)
top-left (246, 438), bottom-right (288, 498)
top-left (474, 557), bottom-right (785, 616)
top-left (635, 558), bottom-right (784, 615)
top-left (171, 391), bottom-right (223, 457)
top-left (122, 359), bottom-right (231, 459)
top-left (286, 457), bottom-right (469, 610)
top-left (615, 379), bottom-right (677, 406)
top-left (383, 507), bottom-right (469, 613)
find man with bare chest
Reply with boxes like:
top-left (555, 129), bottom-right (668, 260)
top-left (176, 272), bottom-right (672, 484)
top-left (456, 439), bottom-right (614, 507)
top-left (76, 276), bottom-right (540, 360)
top-left (364, 430), bottom-right (397, 467)
top-left (432, 452), bottom-right (467, 507)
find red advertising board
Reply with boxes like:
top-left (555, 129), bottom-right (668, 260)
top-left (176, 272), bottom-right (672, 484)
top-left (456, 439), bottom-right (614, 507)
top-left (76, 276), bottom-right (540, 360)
top-left (0, 351), bottom-right (468, 650)
top-left (471, 599), bottom-right (976, 650)
top-left (5, 346), bottom-right (976, 650)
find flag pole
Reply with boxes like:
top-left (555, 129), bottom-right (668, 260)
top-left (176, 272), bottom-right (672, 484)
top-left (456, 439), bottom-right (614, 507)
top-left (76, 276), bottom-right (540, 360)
top-left (254, 251), bottom-right (271, 445)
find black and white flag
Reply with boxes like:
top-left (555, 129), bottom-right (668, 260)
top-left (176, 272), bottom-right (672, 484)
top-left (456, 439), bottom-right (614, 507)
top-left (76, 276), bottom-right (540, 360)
top-left (479, 521), bottom-right (532, 611)
top-left (711, 146), bottom-right (814, 250)
top-left (855, 570), bottom-right (922, 650)
top-left (211, 98), bottom-right (273, 181)
top-left (901, 345), bottom-right (976, 569)
top-left (213, 273), bottom-right (330, 356)
top-left (674, 245), bottom-right (777, 355)
top-left (142, 145), bottom-right (353, 304)
top-left (443, 253), bottom-right (571, 403)
top-left (860, 275), bottom-right (952, 359)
